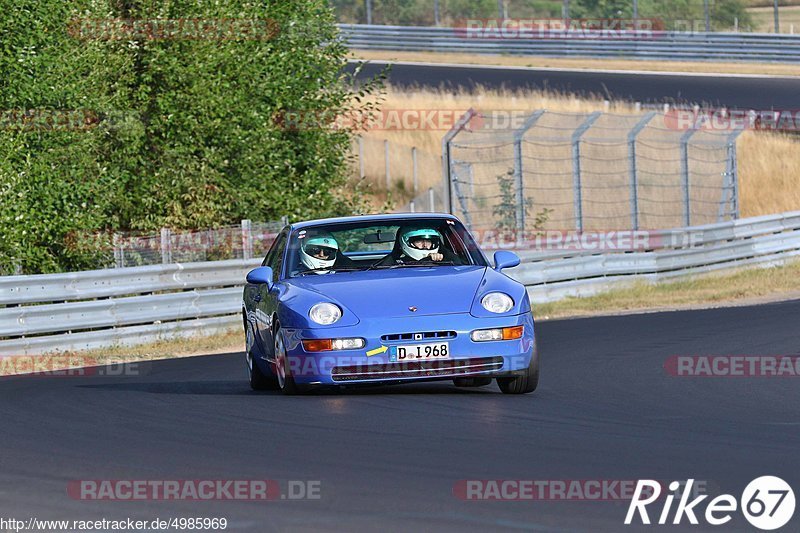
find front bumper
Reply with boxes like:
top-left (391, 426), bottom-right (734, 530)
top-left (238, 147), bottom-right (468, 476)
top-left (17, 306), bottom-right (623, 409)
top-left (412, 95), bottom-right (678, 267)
top-left (281, 312), bottom-right (535, 385)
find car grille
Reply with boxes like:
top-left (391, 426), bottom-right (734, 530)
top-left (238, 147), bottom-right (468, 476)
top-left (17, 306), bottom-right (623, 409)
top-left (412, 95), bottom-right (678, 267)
top-left (331, 356), bottom-right (504, 382)
top-left (380, 330), bottom-right (457, 343)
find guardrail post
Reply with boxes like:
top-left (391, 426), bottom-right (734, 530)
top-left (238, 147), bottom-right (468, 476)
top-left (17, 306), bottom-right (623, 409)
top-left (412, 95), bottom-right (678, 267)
top-left (513, 110), bottom-right (546, 242)
top-left (627, 112), bottom-right (656, 231)
top-left (412, 146), bottom-right (418, 194)
top-left (113, 233), bottom-right (124, 268)
top-left (358, 137), bottom-right (365, 179)
top-left (680, 127), bottom-right (699, 227)
top-left (410, 200), bottom-right (416, 213)
top-left (441, 108), bottom-right (476, 215)
top-left (241, 219), bottom-right (253, 260)
top-left (429, 187), bottom-right (435, 212)
top-left (571, 112), bottom-right (602, 232)
top-left (384, 139), bottom-right (390, 191)
top-left (160, 228), bottom-right (172, 264)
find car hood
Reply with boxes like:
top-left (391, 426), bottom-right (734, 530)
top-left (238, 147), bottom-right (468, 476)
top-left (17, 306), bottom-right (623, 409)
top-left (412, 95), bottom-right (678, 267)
top-left (287, 266), bottom-right (487, 319)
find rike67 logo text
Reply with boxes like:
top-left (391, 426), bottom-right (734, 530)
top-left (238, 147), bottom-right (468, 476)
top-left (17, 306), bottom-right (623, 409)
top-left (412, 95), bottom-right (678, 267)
top-left (625, 477), bottom-right (795, 530)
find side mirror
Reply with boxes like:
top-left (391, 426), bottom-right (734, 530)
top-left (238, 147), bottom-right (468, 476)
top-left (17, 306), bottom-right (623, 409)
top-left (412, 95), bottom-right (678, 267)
top-left (493, 250), bottom-right (521, 271)
top-left (246, 266), bottom-right (274, 287)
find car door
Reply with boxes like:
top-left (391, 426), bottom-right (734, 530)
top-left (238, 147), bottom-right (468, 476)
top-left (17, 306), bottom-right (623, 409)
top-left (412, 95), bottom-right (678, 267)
top-left (255, 229), bottom-right (288, 359)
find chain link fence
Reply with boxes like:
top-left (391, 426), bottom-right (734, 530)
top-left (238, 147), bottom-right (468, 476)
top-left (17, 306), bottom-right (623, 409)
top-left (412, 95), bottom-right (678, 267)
top-left (444, 109), bottom-right (744, 232)
top-left (68, 220), bottom-right (286, 269)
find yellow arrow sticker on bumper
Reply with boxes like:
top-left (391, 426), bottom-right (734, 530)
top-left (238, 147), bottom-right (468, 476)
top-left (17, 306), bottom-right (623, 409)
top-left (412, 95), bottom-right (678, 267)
top-left (366, 345), bottom-right (388, 357)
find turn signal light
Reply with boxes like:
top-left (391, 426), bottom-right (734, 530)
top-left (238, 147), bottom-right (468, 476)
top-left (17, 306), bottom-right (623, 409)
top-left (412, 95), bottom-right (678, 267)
top-left (302, 339), bottom-right (333, 352)
top-left (502, 326), bottom-right (524, 340)
top-left (302, 338), bottom-right (366, 352)
top-left (471, 326), bottom-right (524, 342)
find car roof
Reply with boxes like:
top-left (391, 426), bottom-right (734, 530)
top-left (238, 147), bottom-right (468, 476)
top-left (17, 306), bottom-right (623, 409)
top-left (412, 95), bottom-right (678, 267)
top-left (290, 212), bottom-right (460, 231)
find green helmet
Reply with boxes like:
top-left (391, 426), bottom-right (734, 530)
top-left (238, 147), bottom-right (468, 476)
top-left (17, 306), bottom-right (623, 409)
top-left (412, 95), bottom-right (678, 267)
top-left (401, 228), bottom-right (441, 260)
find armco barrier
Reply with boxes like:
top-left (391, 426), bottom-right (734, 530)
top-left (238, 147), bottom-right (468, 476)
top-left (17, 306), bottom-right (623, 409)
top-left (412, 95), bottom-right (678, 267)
top-left (2, 211), bottom-right (800, 355)
top-left (340, 24), bottom-right (800, 63)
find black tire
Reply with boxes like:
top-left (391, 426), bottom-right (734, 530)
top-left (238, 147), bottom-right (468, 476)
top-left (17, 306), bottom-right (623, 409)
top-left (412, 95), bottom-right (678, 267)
top-left (273, 324), bottom-right (305, 395)
top-left (453, 377), bottom-right (492, 387)
top-left (245, 315), bottom-right (278, 391)
top-left (497, 340), bottom-right (539, 394)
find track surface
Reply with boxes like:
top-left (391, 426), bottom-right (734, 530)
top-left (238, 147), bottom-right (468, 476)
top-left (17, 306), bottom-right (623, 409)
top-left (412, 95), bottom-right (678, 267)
top-left (348, 61), bottom-right (800, 110)
top-left (1, 300), bottom-right (799, 531)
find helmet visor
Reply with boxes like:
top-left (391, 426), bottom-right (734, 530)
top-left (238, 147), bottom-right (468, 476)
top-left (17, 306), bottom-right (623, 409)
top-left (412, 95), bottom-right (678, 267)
top-left (305, 245), bottom-right (337, 260)
top-left (407, 235), bottom-right (441, 250)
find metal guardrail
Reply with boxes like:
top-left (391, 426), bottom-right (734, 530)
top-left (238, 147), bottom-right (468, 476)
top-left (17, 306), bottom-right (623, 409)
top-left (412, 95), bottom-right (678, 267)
top-left (2, 211), bottom-right (800, 355)
top-left (340, 24), bottom-right (800, 63)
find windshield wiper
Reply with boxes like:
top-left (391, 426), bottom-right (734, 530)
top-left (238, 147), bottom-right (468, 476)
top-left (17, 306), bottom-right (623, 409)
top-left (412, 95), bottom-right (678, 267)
top-left (373, 261), bottom-right (456, 270)
top-left (297, 267), bottom-right (362, 276)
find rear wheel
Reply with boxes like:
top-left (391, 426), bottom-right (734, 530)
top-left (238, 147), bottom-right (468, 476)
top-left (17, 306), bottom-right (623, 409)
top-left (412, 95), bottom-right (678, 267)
top-left (497, 340), bottom-right (539, 395)
top-left (453, 377), bottom-right (492, 387)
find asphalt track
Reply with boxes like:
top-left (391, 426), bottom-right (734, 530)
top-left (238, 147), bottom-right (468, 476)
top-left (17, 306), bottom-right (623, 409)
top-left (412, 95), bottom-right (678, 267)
top-left (348, 61), bottom-right (800, 110)
top-left (1, 299), bottom-right (799, 532)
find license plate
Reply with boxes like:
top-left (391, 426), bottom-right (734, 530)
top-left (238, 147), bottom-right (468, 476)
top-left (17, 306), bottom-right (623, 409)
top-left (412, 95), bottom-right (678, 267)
top-left (390, 342), bottom-right (450, 362)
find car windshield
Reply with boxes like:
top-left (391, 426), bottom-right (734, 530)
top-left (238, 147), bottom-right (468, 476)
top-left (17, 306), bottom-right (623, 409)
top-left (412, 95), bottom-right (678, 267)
top-left (285, 217), bottom-right (487, 278)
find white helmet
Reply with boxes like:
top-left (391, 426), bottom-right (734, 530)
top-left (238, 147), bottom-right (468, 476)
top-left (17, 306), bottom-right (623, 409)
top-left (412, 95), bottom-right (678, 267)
top-left (401, 228), bottom-right (441, 261)
top-left (300, 234), bottom-right (339, 273)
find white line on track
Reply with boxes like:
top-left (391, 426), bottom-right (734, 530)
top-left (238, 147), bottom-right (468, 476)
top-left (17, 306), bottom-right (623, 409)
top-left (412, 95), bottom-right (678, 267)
top-left (348, 59), bottom-right (800, 80)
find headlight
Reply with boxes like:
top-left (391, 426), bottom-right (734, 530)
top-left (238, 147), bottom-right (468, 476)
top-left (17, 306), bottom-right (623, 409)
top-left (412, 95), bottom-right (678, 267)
top-left (481, 292), bottom-right (514, 314)
top-left (309, 303), bottom-right (342, 325)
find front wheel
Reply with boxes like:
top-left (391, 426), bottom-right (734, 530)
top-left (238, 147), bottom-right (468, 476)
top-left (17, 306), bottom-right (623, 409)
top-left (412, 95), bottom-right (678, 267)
top-left (246, 317), bottom-right (277, 391)
top-left (497, 339), bottom-right (539, 394)
top-left (274, 326), bottom-right (305, 395)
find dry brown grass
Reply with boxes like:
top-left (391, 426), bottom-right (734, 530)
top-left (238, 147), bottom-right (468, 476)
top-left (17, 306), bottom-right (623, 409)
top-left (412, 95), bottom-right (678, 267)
top-left (534, 259), bottom-right (800, 319)
top-left (355, 85), bottom-right (800, 218)
top-left (748, 5), bottom-right (800, 32)
top-left (351, 50), bottom-right (800, 77)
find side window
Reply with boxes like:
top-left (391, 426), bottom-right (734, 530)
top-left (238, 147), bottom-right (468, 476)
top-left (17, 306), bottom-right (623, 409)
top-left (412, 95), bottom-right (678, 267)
top-left (267, 231), bottom-right (288, 282)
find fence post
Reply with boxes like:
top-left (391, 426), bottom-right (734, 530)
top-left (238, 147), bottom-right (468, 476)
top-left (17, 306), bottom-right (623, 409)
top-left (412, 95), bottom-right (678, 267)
top-left (358, 137), bottom-right (365, 179)
top-left (412, 146), bottom-right (418, 194)
top-left (410, 200), bottom-right (416, 213)
top-left (160, 227), bottom-right (172, 264)
top-left (113, 233), bottom-right (124, 268)
top-left (571, 112), bottom-right (602, 232)
top-left (241, 219), bottom-right (253, 260)
top-left (627, 112), bottom-right (656, 230)
top-left (384, 139), bottom-right (390, 191)
top-left (719, 129), bottom-right (745, 221)
top-left (429, 187), bottom-right (435, 212)
top-left (680, 127), bottom-right (699, 227)
top-left (513, 110), bottom-right (546, 240)
top-left (441, 108), bottom-right (477, 215)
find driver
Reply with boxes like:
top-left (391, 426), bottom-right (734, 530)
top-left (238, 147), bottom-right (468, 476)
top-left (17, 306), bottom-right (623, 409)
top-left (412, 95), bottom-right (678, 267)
top-left (376, 227), bottom-right (460, 266)
top-left (299, 233), bottom-right (348, 274)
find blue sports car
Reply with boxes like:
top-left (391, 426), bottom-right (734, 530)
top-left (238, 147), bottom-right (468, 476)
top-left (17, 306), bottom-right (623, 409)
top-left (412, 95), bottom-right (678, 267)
top-left (242, 213), bottom-right (538, 394)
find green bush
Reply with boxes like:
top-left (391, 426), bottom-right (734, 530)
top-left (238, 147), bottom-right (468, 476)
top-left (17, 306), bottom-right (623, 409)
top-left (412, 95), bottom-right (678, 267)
top-left (0, 0), bottom-right (380, 274)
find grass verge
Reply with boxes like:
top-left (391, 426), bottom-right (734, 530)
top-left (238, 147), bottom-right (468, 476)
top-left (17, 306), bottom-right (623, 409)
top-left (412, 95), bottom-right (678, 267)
top-left (0, 329), bottom-right (243, 377)
top-left (534, 259), bottom-right (800, 319)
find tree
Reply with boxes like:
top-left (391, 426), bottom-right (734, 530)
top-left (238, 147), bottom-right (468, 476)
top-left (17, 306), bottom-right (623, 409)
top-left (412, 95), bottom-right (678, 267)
top-left (0, 0), bottom-right (380, 274)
